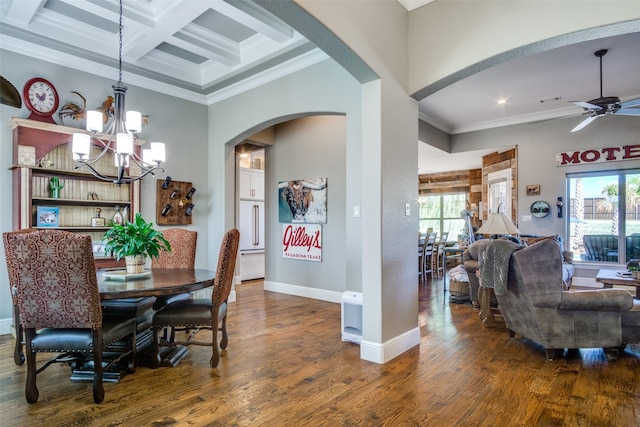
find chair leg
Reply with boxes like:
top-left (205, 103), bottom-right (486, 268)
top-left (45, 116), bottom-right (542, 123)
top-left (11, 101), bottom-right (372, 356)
top-left (13, 306), bottom-right (24, 365)
top-left (150, 325), bottom-right (162, 369)
top-left (24, 329), bottom-right (39, 404)
top-left (210, 316), bottom-right (221, 368)
top-left (220, 315), bottom-right (229, 350)
top-left (92, 330), bottom-right (105, 404)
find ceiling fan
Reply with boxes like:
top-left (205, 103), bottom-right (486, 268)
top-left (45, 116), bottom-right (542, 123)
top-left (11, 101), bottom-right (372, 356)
top-left (570, 49), bottom-right (640, 132)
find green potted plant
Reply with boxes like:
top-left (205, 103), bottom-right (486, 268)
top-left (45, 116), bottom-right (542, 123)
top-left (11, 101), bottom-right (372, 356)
top-left (629, 266), bottom-right (639, 279)
top-left (103, 213), bottom-right (171, 274)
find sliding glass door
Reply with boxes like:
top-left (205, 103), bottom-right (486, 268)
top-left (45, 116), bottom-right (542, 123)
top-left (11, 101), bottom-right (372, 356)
top-left (567, 169), bottom-right (640, 263)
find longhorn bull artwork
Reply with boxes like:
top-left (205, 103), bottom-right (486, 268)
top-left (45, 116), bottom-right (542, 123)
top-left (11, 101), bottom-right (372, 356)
top-left (278, 178), bottom-right (327, 224)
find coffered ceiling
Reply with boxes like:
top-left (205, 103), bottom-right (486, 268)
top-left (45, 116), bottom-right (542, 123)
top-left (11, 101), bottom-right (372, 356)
top-left (0, 0), bottom-right (328, 104)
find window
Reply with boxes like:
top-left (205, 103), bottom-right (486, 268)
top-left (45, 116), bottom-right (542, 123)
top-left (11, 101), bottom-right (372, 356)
top-left (487, 169), bottom-right (512, 215)
top-left (419, 193), bottom-right (466, 238)
top-left (567, 169), bottom-right (640, 263)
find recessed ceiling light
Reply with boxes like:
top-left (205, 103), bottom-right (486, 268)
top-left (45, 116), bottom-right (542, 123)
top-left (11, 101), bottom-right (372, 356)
top-left (497, 99), bottom-right (507, 105)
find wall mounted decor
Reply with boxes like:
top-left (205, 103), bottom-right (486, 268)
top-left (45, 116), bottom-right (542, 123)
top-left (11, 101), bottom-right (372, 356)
top-left (526, 185), bottom-right (540, 196)
top-left (156, 179), bottom-right (194, 225)
top-left (530, 201), bottom-right (550, 218)
top-left (278, 177), bottom-right (327, 224)
top-left (556, 197), bottom-right (563, 218)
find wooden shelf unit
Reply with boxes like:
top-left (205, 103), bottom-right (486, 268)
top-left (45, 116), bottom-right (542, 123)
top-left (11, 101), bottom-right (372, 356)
top-left (9, 117), bottom-right (141, 268)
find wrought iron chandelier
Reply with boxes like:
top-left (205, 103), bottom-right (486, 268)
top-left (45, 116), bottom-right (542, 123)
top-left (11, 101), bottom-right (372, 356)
top-left (72, 0), bottom-right (165, 185)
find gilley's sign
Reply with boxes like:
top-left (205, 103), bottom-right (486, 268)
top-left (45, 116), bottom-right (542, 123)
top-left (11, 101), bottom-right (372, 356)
top-left (556, 144), bottom-right (640, 167)
top-left (282, 224), bottom-right (322, 262)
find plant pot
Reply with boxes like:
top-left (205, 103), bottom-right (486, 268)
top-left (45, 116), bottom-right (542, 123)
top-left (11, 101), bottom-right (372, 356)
top-left (633, 270), bottom-right (639, 279)
top-left (125, 254), bottom-right (146, 274)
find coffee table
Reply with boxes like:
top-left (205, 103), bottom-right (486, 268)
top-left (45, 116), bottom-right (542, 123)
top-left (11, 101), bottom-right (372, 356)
top-left (595, 269), bottom-right (640, 299)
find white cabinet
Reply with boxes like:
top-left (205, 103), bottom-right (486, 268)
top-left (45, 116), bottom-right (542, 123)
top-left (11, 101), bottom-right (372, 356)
top-left (239, 168), bottom-right (264, 200)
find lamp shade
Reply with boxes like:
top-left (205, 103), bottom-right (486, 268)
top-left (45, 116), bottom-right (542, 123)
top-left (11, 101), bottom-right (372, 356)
top-left (476, 212), bottom-right (521, 235)
top-left (86, 110), bottom-right (103, 133)
top-left (72, 133), bottom-right (90, 159)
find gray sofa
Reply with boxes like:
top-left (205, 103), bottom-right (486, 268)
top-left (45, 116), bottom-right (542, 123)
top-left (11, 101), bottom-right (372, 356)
top-left (494, 239), bottom-right (640, 360)
top-left (463, 235), bottom-right (574, 306)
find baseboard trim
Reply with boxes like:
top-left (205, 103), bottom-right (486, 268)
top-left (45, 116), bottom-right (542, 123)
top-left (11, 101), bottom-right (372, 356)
top-left (263, 281), bottom-right (342, 303)
top-left (360, 327), bottom-right (421, 364)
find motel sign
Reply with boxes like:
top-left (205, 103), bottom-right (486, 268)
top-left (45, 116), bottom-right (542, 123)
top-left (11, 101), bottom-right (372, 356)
top-left (556, 144), bottom-right (640, 167)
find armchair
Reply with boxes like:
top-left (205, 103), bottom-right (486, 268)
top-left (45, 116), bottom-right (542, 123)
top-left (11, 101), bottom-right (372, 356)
top-left (463, 235), bottom-right (574, 307)
top-left (495, 239), bottom-right (639, 360)
top-left (3, 229), bottom-right (136, 403)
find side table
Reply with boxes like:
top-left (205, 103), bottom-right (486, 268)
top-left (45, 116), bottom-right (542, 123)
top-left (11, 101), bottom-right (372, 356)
top-left (476, 270), bottom-right (504, 328)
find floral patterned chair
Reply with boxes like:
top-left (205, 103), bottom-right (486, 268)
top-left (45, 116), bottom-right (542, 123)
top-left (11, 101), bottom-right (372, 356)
top-left (3, 229), bottom-right (136, 404)
top-left (151, 228), bottom-right (198, 312)
top-left (151, 228), bottom-right (197, 269)
top-left (2, 228), bottom-right (36, 366)
top-left (151, 228), bottom-right (239, 368)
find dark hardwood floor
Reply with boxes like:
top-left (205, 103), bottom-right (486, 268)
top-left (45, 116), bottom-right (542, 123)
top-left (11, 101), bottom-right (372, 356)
top-left (1, 277), bottom-right (639, 426)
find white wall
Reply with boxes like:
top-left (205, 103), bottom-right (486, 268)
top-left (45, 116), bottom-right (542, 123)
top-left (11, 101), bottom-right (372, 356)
top-left (0, 50), bottom-right (209, 326)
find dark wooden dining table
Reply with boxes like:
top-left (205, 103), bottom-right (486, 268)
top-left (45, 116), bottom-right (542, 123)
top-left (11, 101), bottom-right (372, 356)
top-left (98, 268), bottom-right (216, 300)
top-left (72, 268), bottom-right (216, 382)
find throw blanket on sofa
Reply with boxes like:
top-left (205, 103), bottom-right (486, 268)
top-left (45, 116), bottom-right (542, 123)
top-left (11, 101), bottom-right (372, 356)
top-left (479, 240), bottom-right (521, 295)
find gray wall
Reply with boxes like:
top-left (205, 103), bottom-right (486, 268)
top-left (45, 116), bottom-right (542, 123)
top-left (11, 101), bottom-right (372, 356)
top-left (0, 50), bottom-right (209, 322)
top-left (452, 113), bottom-right (640, 241)
top-left (207, 59), bottom-right (362, 297)
top-left (266, 116), bottom-right (347, 292)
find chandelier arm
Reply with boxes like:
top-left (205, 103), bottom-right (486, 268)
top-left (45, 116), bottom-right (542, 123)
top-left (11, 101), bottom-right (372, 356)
top-left (77, 136), bottom-right (115, 167)
top-left (116, 166), bottom-right (165, 184)
top-left (73, 161), bottom-right (115, 182)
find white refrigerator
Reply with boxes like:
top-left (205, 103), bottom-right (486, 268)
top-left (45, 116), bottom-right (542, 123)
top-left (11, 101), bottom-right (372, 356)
top-left (239, 200), bottom-right (265, 280)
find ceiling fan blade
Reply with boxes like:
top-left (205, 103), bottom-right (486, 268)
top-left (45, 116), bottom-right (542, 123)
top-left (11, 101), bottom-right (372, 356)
top-left (571, 101), bottom-right (601, 110)
top-left (621, 98), bottom-right (640, 108)
top-left (571, 115), bottom-right (598, 132)
top-left (615, 108), bottom-right (640, 116)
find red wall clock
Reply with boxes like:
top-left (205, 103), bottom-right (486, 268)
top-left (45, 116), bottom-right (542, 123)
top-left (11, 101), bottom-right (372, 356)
top-left (23, 77), bottom-right (59, 124)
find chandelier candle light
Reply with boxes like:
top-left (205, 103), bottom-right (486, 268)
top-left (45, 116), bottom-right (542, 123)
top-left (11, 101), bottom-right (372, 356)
top-left (72, 0), bottom-right (165, 185)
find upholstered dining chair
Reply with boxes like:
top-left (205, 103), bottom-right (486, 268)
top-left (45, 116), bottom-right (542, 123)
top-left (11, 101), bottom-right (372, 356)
top-left (151, 228), bottom-right (239, 368)
top-left (3, 229), bottom-right (136, 404)
top-left (151, 228), bottom-right (197, 269)
top-left (2, 228), bottom-right (36, 366)
top-left (151, 228), bottom-right (198, 338)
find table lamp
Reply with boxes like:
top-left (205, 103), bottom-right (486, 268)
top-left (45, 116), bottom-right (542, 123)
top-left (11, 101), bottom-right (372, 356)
top-left (476, 212), bottom-right (521, 236)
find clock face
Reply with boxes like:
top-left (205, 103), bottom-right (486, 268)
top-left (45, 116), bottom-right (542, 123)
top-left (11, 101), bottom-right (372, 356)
top-left (23, 78), bottom-right (59, 117)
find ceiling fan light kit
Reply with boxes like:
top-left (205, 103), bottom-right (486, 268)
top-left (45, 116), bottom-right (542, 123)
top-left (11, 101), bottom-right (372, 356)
top-left (570, 49), bottom-right (640, 132)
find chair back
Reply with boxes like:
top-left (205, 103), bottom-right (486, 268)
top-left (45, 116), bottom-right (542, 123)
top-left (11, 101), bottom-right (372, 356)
top-left (152, 228), bottom-right (197, 269)
top-left (212, 229), bottom-right (240, 306)
top-left (3, 229), bottom-right (102, 329)
top-left (3, 228), bottom-right (36, 305)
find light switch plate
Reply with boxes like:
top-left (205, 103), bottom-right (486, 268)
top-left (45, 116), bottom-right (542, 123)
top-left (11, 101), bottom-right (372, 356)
top-left (522, 215), bottom-right (532, 222)
top-left (405, 203), bottom-right (411, 216)
top-left (354, 206), bottom-right (360, 217)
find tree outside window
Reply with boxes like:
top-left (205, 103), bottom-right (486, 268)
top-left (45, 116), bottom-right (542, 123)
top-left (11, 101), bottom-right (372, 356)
top-left (419, 193), bottom-right (466, 240)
